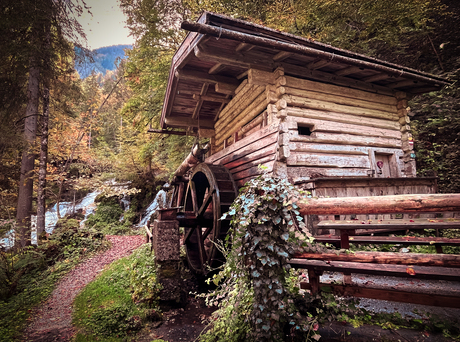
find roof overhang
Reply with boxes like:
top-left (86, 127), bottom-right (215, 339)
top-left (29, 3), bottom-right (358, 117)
top-left (160, 12), bottom-right (450, 131)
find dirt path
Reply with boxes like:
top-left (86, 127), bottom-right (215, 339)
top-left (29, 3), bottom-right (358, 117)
top-left (22, 235), bottom-right (145, 342)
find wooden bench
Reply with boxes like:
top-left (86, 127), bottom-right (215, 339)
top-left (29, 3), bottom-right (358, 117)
top-left (289, 251), bottom-right (460, 308)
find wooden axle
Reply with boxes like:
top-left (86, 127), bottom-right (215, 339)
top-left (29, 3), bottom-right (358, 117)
top-left (295, 193), bottom-right (460, 216)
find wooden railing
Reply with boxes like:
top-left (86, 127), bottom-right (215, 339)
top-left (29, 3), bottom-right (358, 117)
top-left (289, 193), bottom-right (460, 308)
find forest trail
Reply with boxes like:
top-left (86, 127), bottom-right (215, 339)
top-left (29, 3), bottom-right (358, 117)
top-left (22, 235), bottom-right (145, 342)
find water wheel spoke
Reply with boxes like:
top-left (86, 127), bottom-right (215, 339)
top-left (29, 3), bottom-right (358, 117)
top-left (195, 226), bottom-right (208, 270)
top-left (189, 181), bottom-right (199, 216)
top-left (183, 226), bottom-right (195, 244)
top-left (202, 226), bottom-right (213, 240)
top-left (198, 188), bottom-right (215, 217)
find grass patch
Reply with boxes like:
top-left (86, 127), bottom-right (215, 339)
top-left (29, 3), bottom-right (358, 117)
top-left (0, 218), bottom-right (107, 342)
top-left (73, 243), bottom-right (162, 341)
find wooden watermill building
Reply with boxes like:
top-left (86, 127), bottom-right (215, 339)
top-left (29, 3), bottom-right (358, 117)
top-left (160, 12), bottom-right (449, 200)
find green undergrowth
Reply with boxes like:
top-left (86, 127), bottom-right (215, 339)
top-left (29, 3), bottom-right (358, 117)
top-left (0, 217), bottom-right (107, 342)
top-left (73, 243), bottom-right (162, 341)
top-left (85, 195), bottom-right (137, 235)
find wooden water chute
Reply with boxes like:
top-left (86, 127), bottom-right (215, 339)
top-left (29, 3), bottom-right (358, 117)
top-left (159, 12), bottom-right (452, 274)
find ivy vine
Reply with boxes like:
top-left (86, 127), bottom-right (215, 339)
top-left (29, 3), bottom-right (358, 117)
top-left (201, 173), bottom-right (328, 341)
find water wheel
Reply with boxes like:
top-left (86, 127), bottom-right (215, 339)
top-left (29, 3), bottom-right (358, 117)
top-left (180, 163), bottom-right (238, 274)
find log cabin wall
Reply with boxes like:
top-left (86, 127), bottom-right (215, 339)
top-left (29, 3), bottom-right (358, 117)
top-left (207, 69), bottom-right (283, 188)
top-left (262, 67), bottom-right (417, 184)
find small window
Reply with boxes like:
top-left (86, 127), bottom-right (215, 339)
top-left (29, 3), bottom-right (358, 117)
top-left (298, 125), bottom-right (312, 136)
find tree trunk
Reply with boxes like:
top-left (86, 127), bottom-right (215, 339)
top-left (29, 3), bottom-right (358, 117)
top-left (36, 19), bottom-right (51, 241)
top-left (36, 86), bottom-right (49, 239)
top-left (16, 58), bottom-right (40, 247)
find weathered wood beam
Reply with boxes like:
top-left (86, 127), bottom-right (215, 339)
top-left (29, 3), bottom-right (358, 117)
top-left (194, 46), bottom-right (273, 71)
top-left (273, 51), bottom-right (293, 62)
top-left (175, 68), bottom-right (238, 86)
top-left (307, 59), bottom-right (330, 70)
top-left (235, 42), bottom-right (254, 53)
top-left (388, 79), bottom-right (420, 89)
top-left (362, 73), bottom-right (391, 83)
top-left (335, 66), bottom-right (362, 76)
top-left (208, 63), bottom-right (226, 75)
top-left (147, 129), bottom-right (194, 136)
top-left (192, 83), bottom-right (208, 120)
top-left (299, 283), bottom-right (460, 308)
top-left (292, 251), bottom-right (460, 268)
top-left (295, 193), bottom-right (460, 216)
top-left (193, 94), bottom-right (230, 103)
top-left (164, 115), bottom-right (214, 129)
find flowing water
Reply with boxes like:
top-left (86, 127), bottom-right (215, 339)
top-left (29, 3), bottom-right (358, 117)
top-left (137, 189), bottom-right (167, 227)
top-left (0, 190), bottom-right (100, 248)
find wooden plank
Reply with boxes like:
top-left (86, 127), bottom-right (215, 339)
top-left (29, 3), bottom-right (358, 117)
top-left (193, 94), bottom-right (230, 103)
top-left (295, 194), bottom-right (460, 216)
top-left (289, 142), bottom-right (401, 156)
top-left (314, 235), bottom-right (460, 248)
top-left (299, 283), bottom-right (460, 308)
top-left (290, 132), bottom-right (402, 148)
top-left (292, 251), bottom-right (460, 267)
top-left (288, 167), bottom-right (369, 182)
top-left (362, 73), bottom-right (392, 83)
top-left (234, 79), bottom-right (249, 95)
top-left (287, 107), bottom-right (399, 131)
top-left (289, 259), bottom-right (460, 281)
top-left (194, 46), bottom-right (273, 72)
top-left (215, 86), bottom-right (265, 131)
top-left (287, 153), bottom-right (370, 168)
top-left (216, 82), bottom-right (253, 121)
top-left (176, 68), bottom-right (238, 86)
top-left (311, 177), bottom-right (438, 190)
top-left (335, 66), bottom-right (362, 76)
top-left (206, 126), bottom-right (278, 164)
top-left (208, 63), bottom-right (226, 75)
top-left (192, 83), bottom-right (209, 120)
top-left (220, 141), bottom-right (277, 169)
top-left (164, 116), bottom-right (214, 129)
top-left (227, 155), bottom-right (275, 175)
top-left (273, 51), bottom-right (293, 62)
top-left (278, 86), bottom-right (397, 113)
top-left (317, 218), bottom-right (460, 230)
top-left (283, 94), bottom-right (398, 121)
top-left (279, 75), bottom-right (397, 105)
top-left (231, 159), bottom-right (275, 181)
top-left (216, 93), bottom-right (268, 145)
top-left (290, 116), bottom-right (401, 139)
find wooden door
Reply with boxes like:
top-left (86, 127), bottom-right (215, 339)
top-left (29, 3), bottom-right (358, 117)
top-left (375, 154), bottom-right (392, 178)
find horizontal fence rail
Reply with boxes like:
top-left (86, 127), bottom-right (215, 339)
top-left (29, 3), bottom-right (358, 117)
top-left (295, 193), bottom-right (460, 216)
